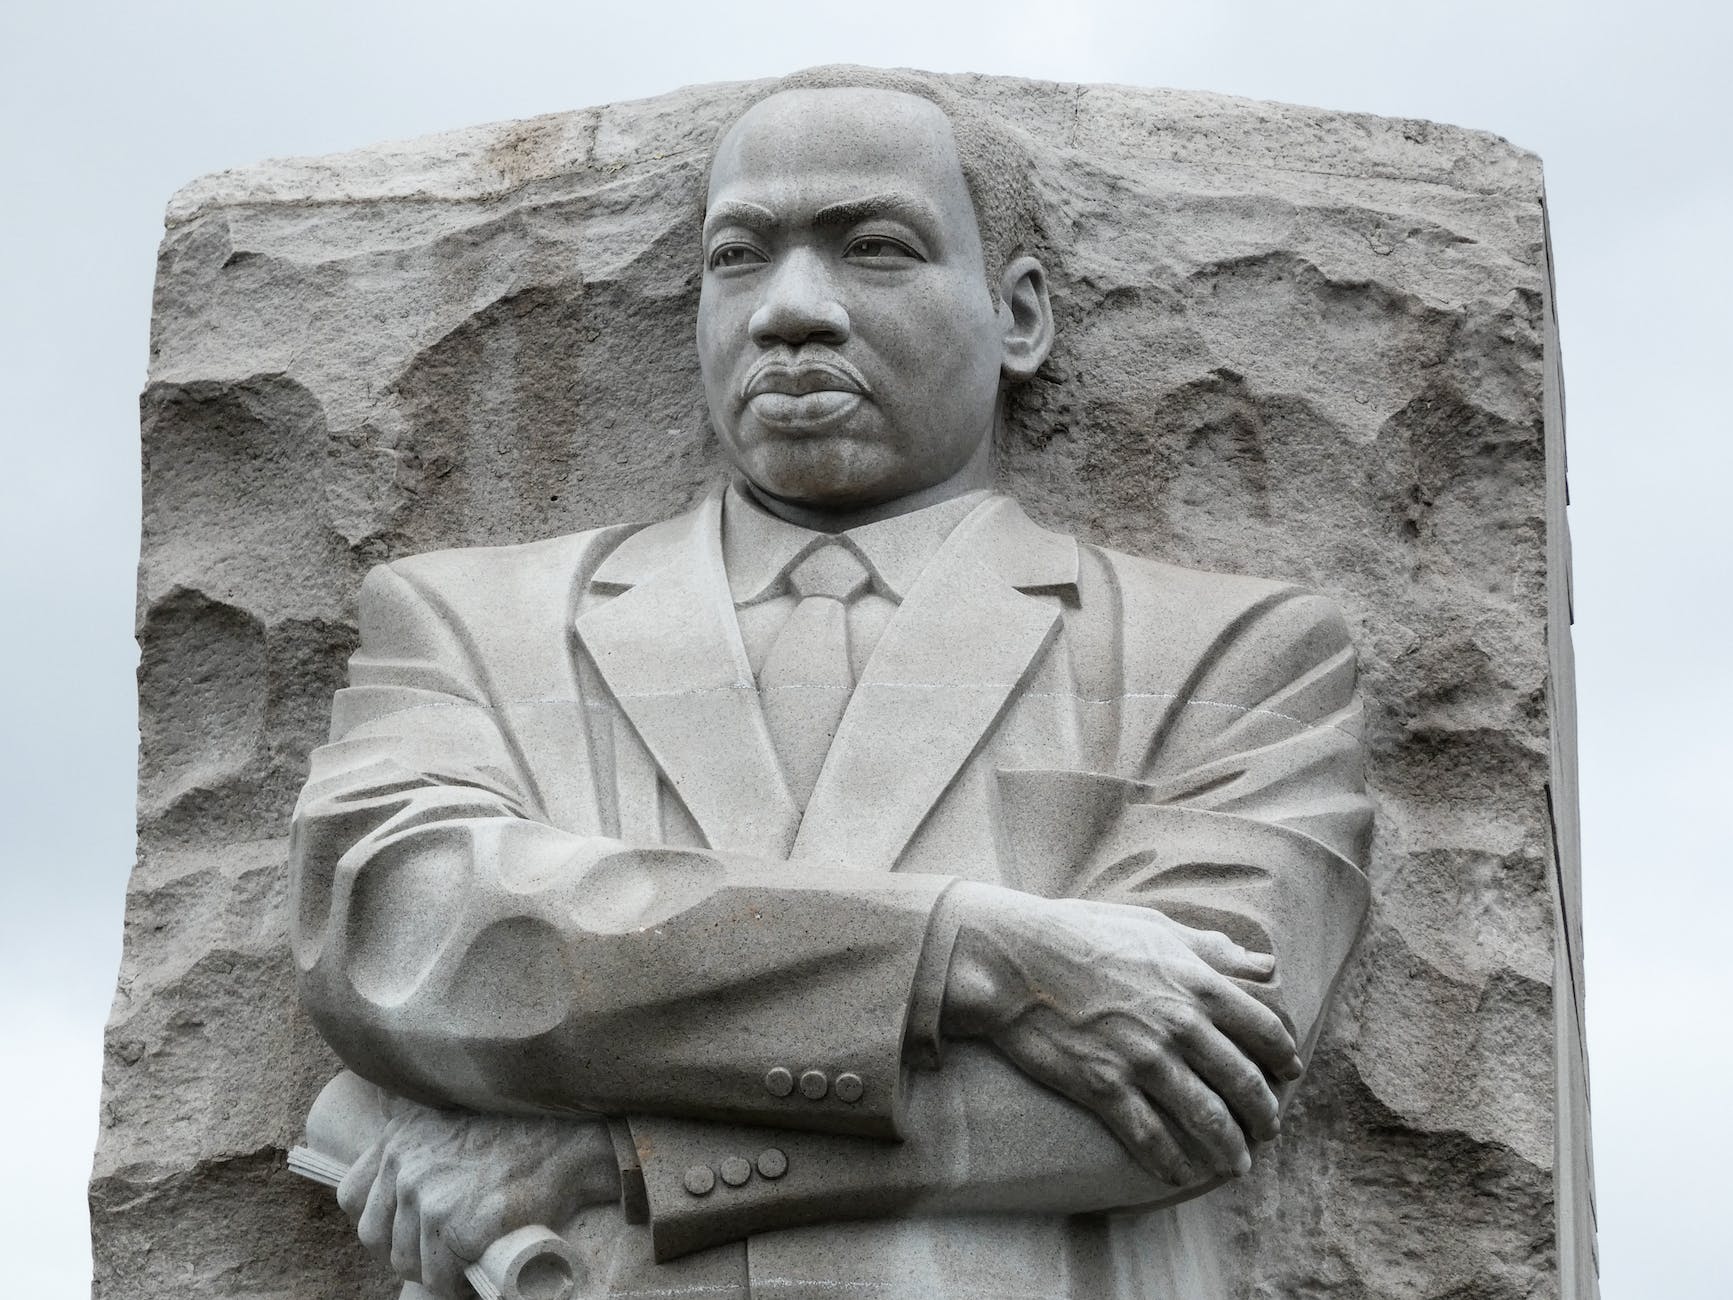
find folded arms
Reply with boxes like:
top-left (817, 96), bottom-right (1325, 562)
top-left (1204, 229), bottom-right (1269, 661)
top-left (290, 556), bottom-right (1372, 1281)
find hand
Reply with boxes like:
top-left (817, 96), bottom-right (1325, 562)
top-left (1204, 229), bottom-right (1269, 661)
top-left (337, 1103), bottom-right (621, 1297)
top-left (940, 883), bottom-right (1301, 1185)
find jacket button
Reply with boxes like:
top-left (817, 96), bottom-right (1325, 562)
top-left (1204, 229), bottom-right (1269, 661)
top-left (798, 1069), bottom-right (829, 1099)
top-left (719, 1157), bottom-right (752, 1187)
top-left (764, 1067), bottom-right (794, 1097)
top-left (756, 1148), bottom-right (788, 1180)
top-left (683, 1165), bottom-right (715, 1197)
top-left (834, 1072), bottom-right (864, 1103)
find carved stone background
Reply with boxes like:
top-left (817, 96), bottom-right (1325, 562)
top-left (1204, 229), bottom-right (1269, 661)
top-left (99, 73), bottom-right (1590, 1298)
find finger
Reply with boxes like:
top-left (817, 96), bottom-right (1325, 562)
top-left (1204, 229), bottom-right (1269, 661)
top-left (1178, 927), bottom-right (1276, 982)
top-left (1191, 976), bottom-right (1302, 1081)
top-left (1095, 1089), bottom-right (1200, 1185)
top-left (356, 1154), bottom-right (399, 1264)
top-left (337, 1143), bottom-right (382, 1223)
top-left (1135, 1050), bottom-right (1252, 1178)
top-left (421, 1206), bottom-right (464, 1298)
top-left (391, 1187), bottom-right (423, 1283)
top-left (1179, 1021), bottom-right (1282, 1142)
top-left (446, 1190), bottom-right (500, 1262)
top-left (1008, 1033), bottom-right (1199, 1185)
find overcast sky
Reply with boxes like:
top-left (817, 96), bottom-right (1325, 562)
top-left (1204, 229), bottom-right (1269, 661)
top-left (2, 2), bottom-right (1728, 1296)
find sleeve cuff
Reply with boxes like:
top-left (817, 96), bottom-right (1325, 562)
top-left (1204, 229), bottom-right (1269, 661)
top-left (608, 1117), bottom-right (648, 1224)
top-left (904, 880), bottom-right (966, 1071)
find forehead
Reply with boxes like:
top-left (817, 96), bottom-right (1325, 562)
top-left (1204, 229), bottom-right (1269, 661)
top-left (708, 88), bottom-right (974, 219)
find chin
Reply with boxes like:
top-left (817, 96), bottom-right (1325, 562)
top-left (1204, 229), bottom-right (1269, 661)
top-left (734, 429), bottom-right (910, 510)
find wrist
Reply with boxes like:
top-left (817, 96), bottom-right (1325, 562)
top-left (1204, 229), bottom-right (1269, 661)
top-left (939, 882), bottom-right (1035, 1039)
top-left (554, 1122), bottom-right (624, 1206)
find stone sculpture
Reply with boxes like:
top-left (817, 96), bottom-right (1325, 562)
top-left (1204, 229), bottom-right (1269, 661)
top-left (101, 60), bottom-right (1593, 1300)
top-left (287, 68), bottom-right (1373, 1299)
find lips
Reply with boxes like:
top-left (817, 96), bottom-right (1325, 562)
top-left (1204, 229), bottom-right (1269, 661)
top-left (741, 356), bottom-right (870, 431)
top-left (744, 361), bottom-right (866, 399)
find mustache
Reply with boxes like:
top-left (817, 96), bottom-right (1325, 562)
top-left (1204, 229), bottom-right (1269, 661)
top-left (742, 351), bottom-right (870, 400)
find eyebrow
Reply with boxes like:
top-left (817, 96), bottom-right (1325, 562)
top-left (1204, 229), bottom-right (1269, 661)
top-left (702, 192), bottom-right (943, 241)
top-left (703, 200), bottom-right (778, 240)
top-left (810, 193), bottom-right (942, 232)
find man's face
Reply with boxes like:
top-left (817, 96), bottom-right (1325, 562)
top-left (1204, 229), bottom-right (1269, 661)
top-left (698, 88), bottom-right (1005, 511)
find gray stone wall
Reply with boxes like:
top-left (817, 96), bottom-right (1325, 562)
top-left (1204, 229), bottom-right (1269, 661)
top-left (98, 73), bottom-right (1593, 1298)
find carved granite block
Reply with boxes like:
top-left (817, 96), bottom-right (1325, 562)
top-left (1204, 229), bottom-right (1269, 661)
top-left (99, 70), bottom-right (1589, 1299)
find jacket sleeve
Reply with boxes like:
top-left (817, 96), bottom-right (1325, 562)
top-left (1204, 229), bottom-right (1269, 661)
top-left (625, 1043), bottom-right (1193, 1260)
top-left (624, 584), bottom-right (1373, 1258)
top-left (1076, 585), bottom-right (1373, 1055)
top-left (290, 560), bottom-right (949, 1138)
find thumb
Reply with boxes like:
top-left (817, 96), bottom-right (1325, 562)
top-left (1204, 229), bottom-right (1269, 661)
top-left (337, 1141), bottom-right (383, 1223)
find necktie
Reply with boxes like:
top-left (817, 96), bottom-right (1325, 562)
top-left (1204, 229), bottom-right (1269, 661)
top-left (758, 542), bottom-right (872, 806)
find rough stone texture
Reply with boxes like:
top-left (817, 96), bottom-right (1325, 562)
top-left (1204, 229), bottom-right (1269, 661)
top-left (99, 72), bottom-right (1592, 1298)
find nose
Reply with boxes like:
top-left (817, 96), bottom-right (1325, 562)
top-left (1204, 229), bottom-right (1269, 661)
top-left (748, 248), bottom-right (850, 348)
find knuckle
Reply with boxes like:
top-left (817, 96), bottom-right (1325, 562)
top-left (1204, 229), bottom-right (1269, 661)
top-left (1169, 1100), bottom-right (1213, 1134)
top-left (1145, 1018), bottom-right (1182, 1051)
top-left (1233, 1064), bottom-right (1272, 1101)
top-left (1204, 1103), bottom-right (1237, 1137)
top-left (1138, 1052), bottom-right (1183, 1094)
top-left (1079, 1059), bottom-right (1122, 1099)
top-left (443, 1219), bottom-right (489, 1263)
top-left (1117, 1109), bottom-right (1154, 1147)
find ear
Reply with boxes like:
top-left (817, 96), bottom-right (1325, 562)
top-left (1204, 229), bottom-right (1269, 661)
top-left (998, 254), bottom-right (1054, 382)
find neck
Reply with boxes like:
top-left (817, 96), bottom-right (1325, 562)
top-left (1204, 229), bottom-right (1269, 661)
top-left (743, 432), bottom-right (995, 533)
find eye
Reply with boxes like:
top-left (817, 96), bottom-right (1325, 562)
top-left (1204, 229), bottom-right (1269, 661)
top-left (709, 243), bottom-right (768, 270)
top-left (843, 235), bottom-right (923, 263)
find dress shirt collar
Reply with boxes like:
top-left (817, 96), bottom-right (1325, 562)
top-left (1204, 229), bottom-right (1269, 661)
top-left (722, 479), bottom-right (992, 605)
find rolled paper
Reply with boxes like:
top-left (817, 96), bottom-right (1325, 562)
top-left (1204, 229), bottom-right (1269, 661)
top-left (468, 1224), bottom-right (583, 1300)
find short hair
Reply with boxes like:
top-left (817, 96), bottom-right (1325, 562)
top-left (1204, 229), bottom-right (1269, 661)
top-left (713, 65), bottom-right (1044, 296)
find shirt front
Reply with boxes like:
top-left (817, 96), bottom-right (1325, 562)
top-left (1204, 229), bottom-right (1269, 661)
top-left (721, 480), bottom-right (992, 680)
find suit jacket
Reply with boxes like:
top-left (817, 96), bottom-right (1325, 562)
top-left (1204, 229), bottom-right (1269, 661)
top-left (290, 487), bottom-right (1372, 1300)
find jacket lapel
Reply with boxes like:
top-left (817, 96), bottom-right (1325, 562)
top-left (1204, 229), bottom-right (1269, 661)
top-left (794, 496), bottom-right (1078, 870)
top-left (573, 489), bottom-right (799, 857)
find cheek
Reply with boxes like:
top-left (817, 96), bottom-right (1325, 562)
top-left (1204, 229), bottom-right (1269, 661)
top-left (696, 296), bottom-right (747, 410)
top-left (695, 292), bottom-right (721, 372)
top-left (872, 277), bottom-right (999, 381)
top-left (696, 281), bottom-right (747, 344)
